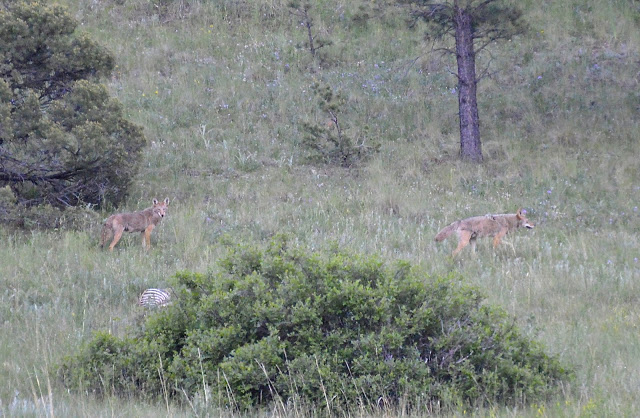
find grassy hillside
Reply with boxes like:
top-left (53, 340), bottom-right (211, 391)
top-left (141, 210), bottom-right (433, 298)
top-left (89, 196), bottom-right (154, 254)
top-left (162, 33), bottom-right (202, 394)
top-left (1, 0), bottom-right (639, 415)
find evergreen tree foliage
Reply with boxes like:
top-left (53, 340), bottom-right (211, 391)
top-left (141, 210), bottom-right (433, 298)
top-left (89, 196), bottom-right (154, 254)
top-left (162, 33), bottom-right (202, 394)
top-left (302, 82), bottom-right (379, 167)
top-left (0, 1), bottom-right (146, 215)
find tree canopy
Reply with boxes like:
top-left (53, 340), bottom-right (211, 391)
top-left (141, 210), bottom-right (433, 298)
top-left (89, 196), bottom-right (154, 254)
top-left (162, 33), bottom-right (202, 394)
top-left (0, 1), bottom-right (146, 211)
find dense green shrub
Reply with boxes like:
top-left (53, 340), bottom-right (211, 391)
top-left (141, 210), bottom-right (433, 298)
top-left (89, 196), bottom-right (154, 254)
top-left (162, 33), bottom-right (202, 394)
top-left (59, 236), bottom-right (571, 412)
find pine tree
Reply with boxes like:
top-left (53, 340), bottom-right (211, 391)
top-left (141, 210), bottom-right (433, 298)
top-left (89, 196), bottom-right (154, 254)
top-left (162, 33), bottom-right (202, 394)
top-left (401, 0), bottom-right (525, 162)
top-left (0, 1), bottom-right (146, 212)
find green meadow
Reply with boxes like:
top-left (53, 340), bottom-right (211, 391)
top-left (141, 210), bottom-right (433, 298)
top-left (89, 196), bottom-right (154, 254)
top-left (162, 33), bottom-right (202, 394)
top-left (1, 0), bottom-right (639, 415)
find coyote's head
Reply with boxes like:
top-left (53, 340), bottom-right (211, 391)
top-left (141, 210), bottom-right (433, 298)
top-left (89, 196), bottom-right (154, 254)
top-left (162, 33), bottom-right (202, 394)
top-left (516, 209), bottom-right (534, 229)
top-left (152, 198), bottom-right (170, 218)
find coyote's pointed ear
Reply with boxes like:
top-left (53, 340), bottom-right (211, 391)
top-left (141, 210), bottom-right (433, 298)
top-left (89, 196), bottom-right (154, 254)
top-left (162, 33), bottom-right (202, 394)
top-left (516, 208), bottom-right (523, 219)
top-left (153, 198), bottom-right (159, 205)
top-left (164, 198), bottom-right (170, 205)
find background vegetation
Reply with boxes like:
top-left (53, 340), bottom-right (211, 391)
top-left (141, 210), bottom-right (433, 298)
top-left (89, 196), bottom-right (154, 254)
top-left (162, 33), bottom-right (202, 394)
top-left (1, 0), bottom-right (639, 416)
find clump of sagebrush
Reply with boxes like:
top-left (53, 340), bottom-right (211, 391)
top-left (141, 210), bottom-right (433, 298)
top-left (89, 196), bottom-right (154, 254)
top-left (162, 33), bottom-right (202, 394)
top-left (59, 236), bottom-right (571, 412)
top-left (302, 82), bottom-right (379, 167)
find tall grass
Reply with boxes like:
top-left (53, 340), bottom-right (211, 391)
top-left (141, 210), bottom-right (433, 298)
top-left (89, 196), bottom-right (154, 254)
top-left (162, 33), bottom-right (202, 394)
top-left (1, 0), bottom-right (639, 415)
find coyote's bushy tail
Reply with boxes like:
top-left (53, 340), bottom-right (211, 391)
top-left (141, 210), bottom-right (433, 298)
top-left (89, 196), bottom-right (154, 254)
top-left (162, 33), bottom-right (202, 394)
top-left (100, 218), bottom-right (112, 248)
top-left (434, 221), bottom-right (458, 242)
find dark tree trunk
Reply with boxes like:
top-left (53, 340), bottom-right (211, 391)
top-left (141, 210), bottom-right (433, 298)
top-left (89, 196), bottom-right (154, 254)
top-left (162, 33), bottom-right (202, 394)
top-left (453, 2), bottom-right (483, 162)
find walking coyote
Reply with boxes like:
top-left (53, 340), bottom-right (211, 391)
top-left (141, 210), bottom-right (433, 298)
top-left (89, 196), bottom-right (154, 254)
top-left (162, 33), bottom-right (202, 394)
top-left (434, 209), bottom-right (534, 257)
top-left (100, 198), bottom-right (169, 251)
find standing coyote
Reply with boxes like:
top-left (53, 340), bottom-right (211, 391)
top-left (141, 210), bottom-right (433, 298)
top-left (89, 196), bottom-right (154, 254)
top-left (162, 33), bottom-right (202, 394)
top-left (434, 209), bottom-right (534, 257)
top-left (100, 198), bottom-right (170, 251)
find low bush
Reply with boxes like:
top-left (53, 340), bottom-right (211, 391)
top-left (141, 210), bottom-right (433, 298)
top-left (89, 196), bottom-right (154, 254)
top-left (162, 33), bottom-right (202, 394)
top-left (59, 236), bottom-right (571, 412)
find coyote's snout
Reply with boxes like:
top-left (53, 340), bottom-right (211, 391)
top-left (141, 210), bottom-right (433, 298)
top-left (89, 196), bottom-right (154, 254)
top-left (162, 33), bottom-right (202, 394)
top-left (435, 209), bottom-right (534, 257)
top-left (100, 198), bottom-right (170, 251)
